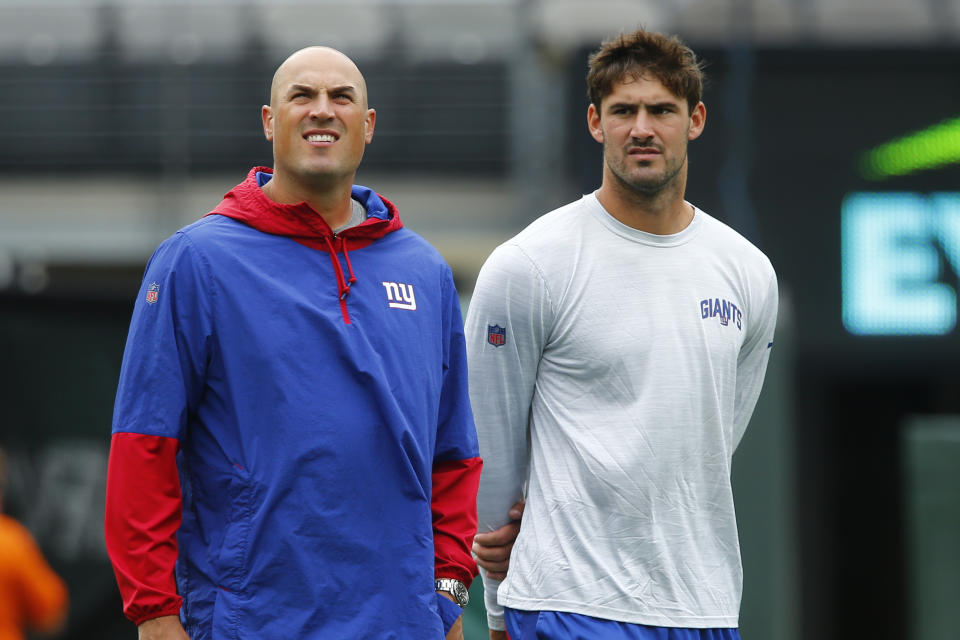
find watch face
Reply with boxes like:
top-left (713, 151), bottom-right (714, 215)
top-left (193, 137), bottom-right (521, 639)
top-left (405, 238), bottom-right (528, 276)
top-left (452, 581), bottom-right (468, 606)
top-left (437, 579), bottom-right (469, 606)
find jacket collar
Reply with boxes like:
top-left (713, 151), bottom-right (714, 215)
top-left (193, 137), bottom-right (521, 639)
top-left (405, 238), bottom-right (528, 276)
top-left (207, 166), bottom-right (403, 243)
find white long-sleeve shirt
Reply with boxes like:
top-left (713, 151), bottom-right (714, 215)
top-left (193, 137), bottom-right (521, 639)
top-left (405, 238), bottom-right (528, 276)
top-left (465, 193), bottom-right (778, 630)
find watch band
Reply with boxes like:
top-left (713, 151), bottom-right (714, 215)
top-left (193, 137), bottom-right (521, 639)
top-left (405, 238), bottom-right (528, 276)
top-left (435, 578), bottom-right (469, 607)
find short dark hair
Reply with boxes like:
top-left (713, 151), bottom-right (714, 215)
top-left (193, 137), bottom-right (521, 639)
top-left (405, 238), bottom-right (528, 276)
top-left (587, 28), bottom-right (705, 115)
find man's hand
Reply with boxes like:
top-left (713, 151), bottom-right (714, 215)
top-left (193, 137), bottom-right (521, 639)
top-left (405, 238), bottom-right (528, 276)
top-left (445, 615), bottom-right (464, 640)
top-left (437, 591), bottom-right (464, 640)
top-left (489, 631), bottom-right (508, 640)
top-left (138, 615), bottom-right (191, 640)
top-left (473, 500), bottom-right (524, 580)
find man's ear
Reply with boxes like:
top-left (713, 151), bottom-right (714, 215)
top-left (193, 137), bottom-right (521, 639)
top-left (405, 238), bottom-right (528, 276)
top-left (262, 105), bottom-right (274, 141)
top-left (364, 108), bottom-right (376, 144)
top-left (688, 101), bottom-right (706, 141)
top-left (587, 103), bottom-right (604, 143)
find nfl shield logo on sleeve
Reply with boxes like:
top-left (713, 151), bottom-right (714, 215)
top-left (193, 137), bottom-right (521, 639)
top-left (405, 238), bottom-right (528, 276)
top-left (487, 324), bottom-right (506, 347)
top-left (146, 282), bottom-right (160, 304)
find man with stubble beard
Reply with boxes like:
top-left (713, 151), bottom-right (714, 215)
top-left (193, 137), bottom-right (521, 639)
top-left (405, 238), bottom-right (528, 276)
top-left (466, 28), bottom-right (778, 640)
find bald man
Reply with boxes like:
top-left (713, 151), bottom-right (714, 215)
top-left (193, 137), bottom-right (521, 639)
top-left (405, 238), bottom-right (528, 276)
top-left (105, 47), bottom-right (481, 640)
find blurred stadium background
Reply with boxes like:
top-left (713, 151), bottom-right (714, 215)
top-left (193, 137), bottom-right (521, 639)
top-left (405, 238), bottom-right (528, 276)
top-left (1, 0), bottom-right (958, 638)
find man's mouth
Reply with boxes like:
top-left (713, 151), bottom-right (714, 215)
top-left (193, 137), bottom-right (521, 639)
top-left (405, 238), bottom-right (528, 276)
top-left (306, 133), bottom-right (337, 143)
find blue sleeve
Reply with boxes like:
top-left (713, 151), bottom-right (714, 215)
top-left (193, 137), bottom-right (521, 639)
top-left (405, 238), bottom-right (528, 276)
top-left (112, 232), bottom-right (214, 440)
top-left (433, 266), bottom-right (479, 463)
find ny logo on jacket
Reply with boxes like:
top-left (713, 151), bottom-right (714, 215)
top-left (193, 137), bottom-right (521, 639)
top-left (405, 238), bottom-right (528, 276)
top-left (382, 281), bottom-right (417, 310)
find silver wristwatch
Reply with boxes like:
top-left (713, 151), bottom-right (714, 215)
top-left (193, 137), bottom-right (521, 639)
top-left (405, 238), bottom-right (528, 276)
top-left (434, 578), bottom-right (469, 607)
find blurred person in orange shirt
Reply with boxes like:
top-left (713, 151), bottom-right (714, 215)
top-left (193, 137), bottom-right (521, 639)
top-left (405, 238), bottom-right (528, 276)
top-left (0, 448), bottom-right (68, 640)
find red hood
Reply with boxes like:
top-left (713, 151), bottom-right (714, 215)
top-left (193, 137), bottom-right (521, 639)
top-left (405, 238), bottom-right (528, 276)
top-left (206, 167), bottom-right (403, 250)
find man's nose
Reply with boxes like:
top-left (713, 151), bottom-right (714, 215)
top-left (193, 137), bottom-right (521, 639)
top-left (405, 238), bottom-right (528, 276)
top-left (629, 111), bottom-right (655, 139)
top-left (309, 95), bottom-right (335, 120)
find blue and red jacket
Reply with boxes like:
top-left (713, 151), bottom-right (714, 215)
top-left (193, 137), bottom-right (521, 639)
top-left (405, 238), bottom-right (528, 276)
top-left (105, 168), bottom-right (482, 639)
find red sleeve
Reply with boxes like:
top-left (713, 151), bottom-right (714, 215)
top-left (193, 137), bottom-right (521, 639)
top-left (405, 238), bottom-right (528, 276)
top-left (432, 456), bottom-right (483, 586)
top-left (104, 432), bottom-right (184, 625)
